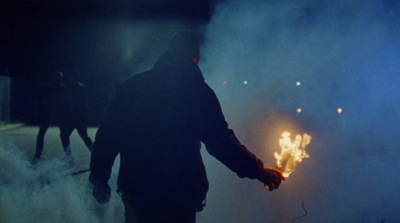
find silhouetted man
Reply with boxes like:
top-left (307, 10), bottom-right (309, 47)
top-left (32, 70), bottom-right (65, 164)
top-left (59, 71), bottom-right (93, 165)
top-left (89, 31), bottom-right (284, 223)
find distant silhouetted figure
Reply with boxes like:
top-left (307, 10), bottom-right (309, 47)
top-left (59, 71), bottom-right (93, 164)
top-left (89, 31), bottom-right (284, 223)
top-left (32, 70), bottom-right (65, 164)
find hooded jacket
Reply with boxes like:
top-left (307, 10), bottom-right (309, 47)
top-left (90, 53), bottom-right (264, 210)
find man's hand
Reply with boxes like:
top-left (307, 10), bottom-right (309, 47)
top-left (258, 167), bottom-right (285, 191)
top-left (91, 181), bottom-right (111, 203)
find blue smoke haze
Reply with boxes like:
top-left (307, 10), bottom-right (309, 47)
top-left (199, 0), bottom-right (400, 222)
top-left (0, 134), bottom-right (124, 223)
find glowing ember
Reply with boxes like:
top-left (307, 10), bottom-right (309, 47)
top-left (274, 131), bottom-right (311, 178)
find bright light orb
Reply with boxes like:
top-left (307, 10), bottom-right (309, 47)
top-left (296, 108), bottom-right (302, 113)
top-left (296, 81), bottom-right (301, 86)
top-left (337, 107), bottom-right (343, 114)
top-left (243, 80), bottom-right (248, 85)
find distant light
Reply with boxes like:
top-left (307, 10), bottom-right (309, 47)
top-left (223, 81), bottom-right (227, 85)
top-left (296, 108), bottom-right (302, 113)
top-left (337, 107), bottom-right (343, 114)
top-left (243, 80), bottom-right (248, 85)
top-left (296, 81), bottom-right (301, 86)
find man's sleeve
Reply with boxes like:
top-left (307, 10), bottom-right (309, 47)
top-left (199, 85), bottom-right (264, 179)
top-left (89, 86), bottom-right (127, 185)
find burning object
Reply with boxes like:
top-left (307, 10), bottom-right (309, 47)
top-left (273, 131), bottom-right (312, 178)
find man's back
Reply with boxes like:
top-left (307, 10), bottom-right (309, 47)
top-left (89, 31), bottom-right (283, 223)
top-left (92, 54), bottom-right (210, 211)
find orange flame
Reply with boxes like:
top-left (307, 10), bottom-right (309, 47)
top-left (274, 131), bottom-right (311, 178)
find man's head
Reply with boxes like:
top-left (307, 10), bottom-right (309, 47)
top-left (167, 30), bottom-right (203, 63)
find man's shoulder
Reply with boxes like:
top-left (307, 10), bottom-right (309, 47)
top-left (119, 71), bottom-right (152, 89)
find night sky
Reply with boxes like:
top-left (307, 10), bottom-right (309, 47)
top-left (1, 0), bottom-right (212, 79)
top-left (0, 0), bottom-right (213, 123)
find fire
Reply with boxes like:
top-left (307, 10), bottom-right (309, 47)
top-left (274, 131), bottom-right (311, 178)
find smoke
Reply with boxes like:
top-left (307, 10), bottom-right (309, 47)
top-left (199, 0), bottom-right (400, 222)
top-left (0, 136), bottom-right (124, 223)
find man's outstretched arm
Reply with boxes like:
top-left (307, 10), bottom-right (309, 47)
top-left (199, 85), bottom-right (283, 190)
